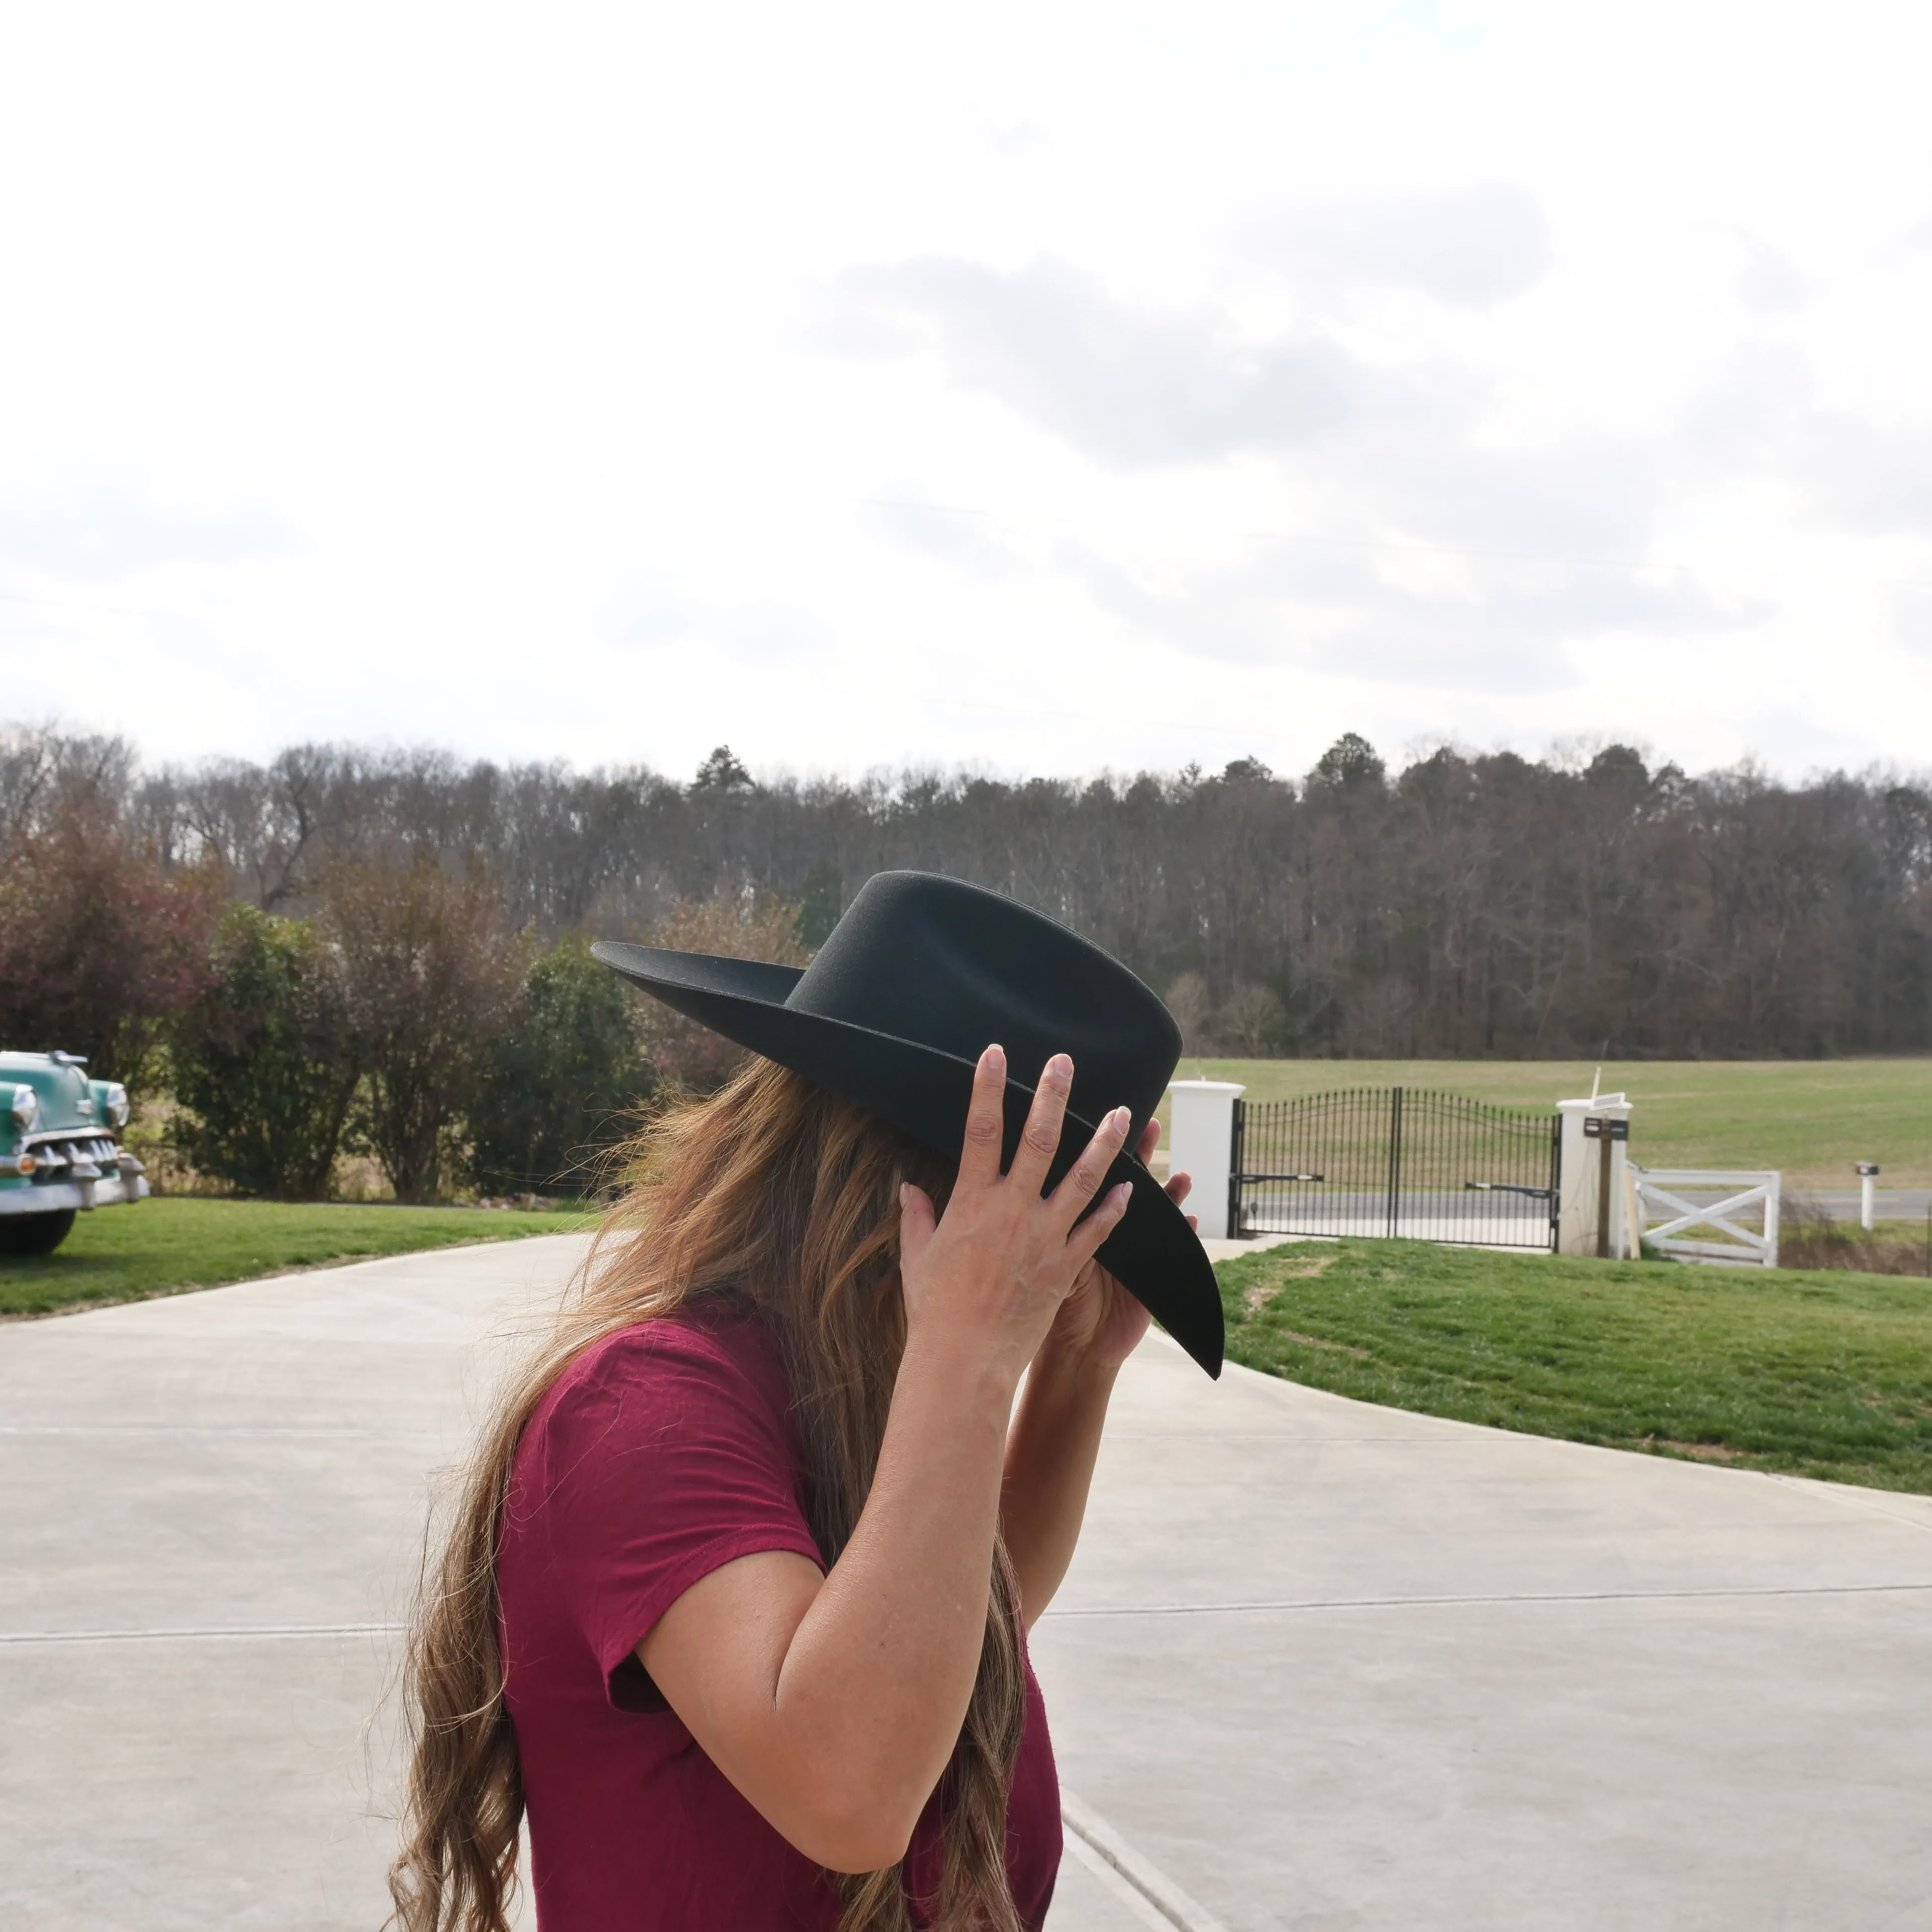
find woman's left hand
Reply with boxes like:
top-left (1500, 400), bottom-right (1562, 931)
top-left (1043, 1119), bottom-right (1195, 1373)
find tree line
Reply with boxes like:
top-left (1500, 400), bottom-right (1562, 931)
top-left (1, 724), bottom-right (1927, 1200)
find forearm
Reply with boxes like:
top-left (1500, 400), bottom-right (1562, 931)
top-left (1000, 1342), bottom-right (1118, 1626)
top-left (767, 1334), bottom-right (1015, 1852)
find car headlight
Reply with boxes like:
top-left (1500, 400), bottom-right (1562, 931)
top-left (103, 1083), bottom-right (130, 1129)
top-left (8, 1085), bottom-right (37, 1130)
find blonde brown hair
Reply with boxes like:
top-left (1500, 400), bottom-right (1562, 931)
top-left (387, 1058), bottom-right (1028, 1932)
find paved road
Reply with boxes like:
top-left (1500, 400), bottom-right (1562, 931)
top-left (1805, 1188), bottom-right (1931, 1222)
top-left (3, 1237), bottom-right (1930, 1930)
top-left (1238, 1192), bottom-right (1554, 1247)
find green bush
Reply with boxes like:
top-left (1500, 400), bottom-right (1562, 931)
top-left (168, 906), bottom-right (358, 1199)
top-left (467, 937), bottom-right (653, 1197)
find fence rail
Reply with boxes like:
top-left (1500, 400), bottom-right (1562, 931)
top-left (1230, 1088), bottom-right (1559, 1251)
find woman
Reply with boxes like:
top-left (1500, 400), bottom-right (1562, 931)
top-left (388, 872), bottom-right (1224, 1932)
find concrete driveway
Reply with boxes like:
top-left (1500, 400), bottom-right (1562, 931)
top-left (2, 1236), bottom-right (1929, 1931)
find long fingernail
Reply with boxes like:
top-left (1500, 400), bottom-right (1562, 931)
top-left (1113, 1107), bottom-right (1131, 1133)
top-left (985, 1043), bottom-right (1005, 1072)
top-left (1048, 1053), bottom-right (1072, 1080)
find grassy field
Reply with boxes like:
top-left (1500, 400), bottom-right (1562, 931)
top-left (1160, 1056), bottom-right (1932, 1188)
top-left (1219, 1238), bottom-right (1932, 1494)
top-left (0, 1198), bottom-right (587, 1318)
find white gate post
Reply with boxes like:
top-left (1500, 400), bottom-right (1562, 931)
top-left (1168, 1080), bottom-right (1246, 1240)
top-left (1556, 1093), bottom-right (1633, 1257)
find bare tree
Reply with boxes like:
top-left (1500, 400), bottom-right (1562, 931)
top-left (322, 858), bottom-right (527, 1202)
top-left (1163, 973), bottom-right (1212, 1056)
top-left (0, 742), bottom-right (223, 1079)
top-left (1221, 983), bottom-right (1287, 1056)
top-left (628, 885), bottom-right (811, 1090)
top-left (9, 722), bottom-right (1932, 1064)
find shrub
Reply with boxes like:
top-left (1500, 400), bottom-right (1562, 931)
top-left (467, 938), bottom-right (653, 1197)
top-left (1780, 1194), bottom-right (1932, 1276)
top-left (168, 906), bottom-right (358, 1199)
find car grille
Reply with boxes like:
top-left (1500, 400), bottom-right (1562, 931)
top-left (23, 1132), bottom-right (128, 1182)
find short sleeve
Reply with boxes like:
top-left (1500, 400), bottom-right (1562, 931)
top-left (506, 1315), bottom-right (825, 1710)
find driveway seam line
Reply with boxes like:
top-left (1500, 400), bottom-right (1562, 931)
top-left (0, 1622), bottom-right (407, 1646)
top-left (1046, 1581), bottom-right (1932, 1616)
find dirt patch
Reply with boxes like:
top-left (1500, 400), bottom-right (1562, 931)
top-left (1273, 1252), bottom-right (1340, 1279)
top-left (1236, 1252), bottom-right (1345, 1329)
top-left (1649, 1438), bottom-right (1749, 1463)
top-left (1240, 1252), bottom-right (1338, 1318)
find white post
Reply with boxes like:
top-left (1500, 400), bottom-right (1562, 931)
top-left (1556, 1093), bottom-right (1633, 1257)
top-left (1856, 1163), bottom-right (1879, 1231)
top-left (1167, 1080), bottom-right (1246, 1240)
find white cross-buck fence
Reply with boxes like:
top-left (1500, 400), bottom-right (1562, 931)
top-left (1627, 1167), bottom-right (1781, 1269)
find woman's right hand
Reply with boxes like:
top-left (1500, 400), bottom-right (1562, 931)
top-left (897, 1044), bottom-right (1135, 1392)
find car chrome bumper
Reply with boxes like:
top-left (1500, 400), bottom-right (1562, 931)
top-left (0, 1172), bottom-right (150, 1215)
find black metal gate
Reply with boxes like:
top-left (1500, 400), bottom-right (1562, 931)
top-left (1229, 1087), bottom-right (1559, 1250)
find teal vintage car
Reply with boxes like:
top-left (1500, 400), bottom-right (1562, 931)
top-left (0, 1050), bottom-right (149, 1256)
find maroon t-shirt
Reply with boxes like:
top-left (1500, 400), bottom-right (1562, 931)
top-left (496, 1306), bottom-right (1063, 1930)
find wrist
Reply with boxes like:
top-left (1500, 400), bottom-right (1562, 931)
top-left (1027, 1334), bottom-right (1122, 1403)
top-left (897, 1319), bottom-right (1025, 1421)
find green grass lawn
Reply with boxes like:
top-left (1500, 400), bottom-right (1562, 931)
top-left (0, 1197), bottom-right (589, 1319)
top-left (1162, 1056), bottom-right (1932, 1188)
top-left (1219, 1239), bottom-right (1932, 1494)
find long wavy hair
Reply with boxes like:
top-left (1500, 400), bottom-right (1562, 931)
top-left (387, 1058), bottom-right (1029, 1932)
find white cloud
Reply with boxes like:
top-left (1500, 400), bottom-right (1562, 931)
top-left (0, 460), bottom-right (303, 584)
top-left (599, 572), bottom-right (836, 665)
top-left (831, 257), bottom-right (1375, 464)
top-left (1246, 184), bottom-right (1555, 306)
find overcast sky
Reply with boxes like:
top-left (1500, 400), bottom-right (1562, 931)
top-left (5, 0), bottom-right (1932, 784)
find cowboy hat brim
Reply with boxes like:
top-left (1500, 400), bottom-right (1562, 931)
top-left (593, 940), bottom-right (1224, 1377)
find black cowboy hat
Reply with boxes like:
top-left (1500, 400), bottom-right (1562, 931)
top-left (593, 871), bottom-right (1223, 1376)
